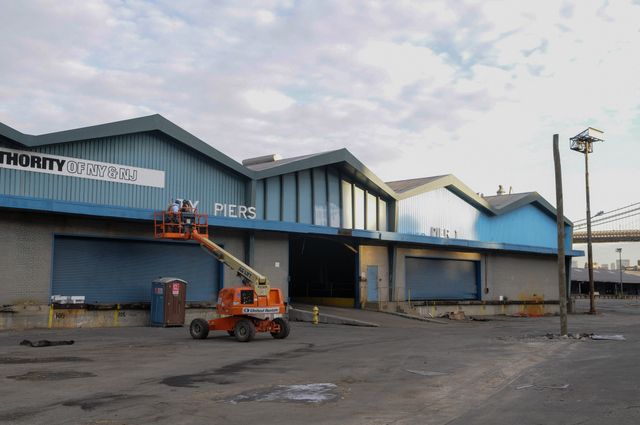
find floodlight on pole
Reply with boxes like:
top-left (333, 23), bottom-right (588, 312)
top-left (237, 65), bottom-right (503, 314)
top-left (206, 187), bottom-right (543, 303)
top-left (570, 127), bottom-right (604, 315)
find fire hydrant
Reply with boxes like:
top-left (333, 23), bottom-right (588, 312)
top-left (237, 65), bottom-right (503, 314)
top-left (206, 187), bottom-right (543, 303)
top-left (312, 306), bottom-right (319, 325)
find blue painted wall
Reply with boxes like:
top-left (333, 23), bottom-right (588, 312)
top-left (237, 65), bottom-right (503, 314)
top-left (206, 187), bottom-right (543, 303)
top-left (398, 187), bottom-right (572, 250)
top-left (0, 132), bottom-right (247, 215)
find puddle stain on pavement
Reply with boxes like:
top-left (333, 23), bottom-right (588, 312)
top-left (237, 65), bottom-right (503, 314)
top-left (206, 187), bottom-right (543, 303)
top-left (229, 383), bottom-right (339, 404)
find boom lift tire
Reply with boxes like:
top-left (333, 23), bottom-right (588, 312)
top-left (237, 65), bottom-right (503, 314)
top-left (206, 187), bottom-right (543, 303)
top-left (234, 318), bottom-right (256, 342)
top-left (190, 318), bottom-right (210, 340)
top-left (270, 318), bottom-right (290, 339)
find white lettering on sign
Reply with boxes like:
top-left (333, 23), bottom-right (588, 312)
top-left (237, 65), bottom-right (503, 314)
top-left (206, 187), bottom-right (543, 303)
top-left (214, 203), bottom-right (256, 219)
top-left (430, 227), bottom-right (458, 239)
top-left (0, 147), bottom-right (165, 188)
top-left (242, 307), bottom-right (280, 314)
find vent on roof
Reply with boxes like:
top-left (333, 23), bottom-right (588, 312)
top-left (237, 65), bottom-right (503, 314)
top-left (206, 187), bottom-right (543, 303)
top-left (242, 154), bottom-right (283, 167)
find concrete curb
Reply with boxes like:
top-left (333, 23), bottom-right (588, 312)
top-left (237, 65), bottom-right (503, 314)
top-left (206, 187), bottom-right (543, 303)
top-left (381, 311), bottom-right (449, 324)
top-left (288, 308), bottom-right (380, 327)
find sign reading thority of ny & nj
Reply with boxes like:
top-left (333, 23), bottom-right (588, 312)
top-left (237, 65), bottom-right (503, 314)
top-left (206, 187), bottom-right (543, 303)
top-left (0, 147), bottom-right (165, 188)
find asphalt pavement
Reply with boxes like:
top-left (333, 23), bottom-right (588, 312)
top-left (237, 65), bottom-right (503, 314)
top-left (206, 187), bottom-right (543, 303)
top-left (1, 299), bottom-right (639, 425)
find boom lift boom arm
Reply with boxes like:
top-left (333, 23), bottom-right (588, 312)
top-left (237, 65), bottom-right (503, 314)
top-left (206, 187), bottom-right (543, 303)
top-left (190, 229), bottom-right (270, 297)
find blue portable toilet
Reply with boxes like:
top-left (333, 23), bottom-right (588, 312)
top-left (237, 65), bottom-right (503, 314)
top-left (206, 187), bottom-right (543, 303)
top-left (151, 277), bottom-right (187, 327)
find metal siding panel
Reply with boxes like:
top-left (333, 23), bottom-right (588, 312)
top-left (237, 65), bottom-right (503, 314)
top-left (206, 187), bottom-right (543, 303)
top-left (341, 180), bottom-right (352, 228)
top-left (366, 192), bottom-right (377, 231)
top-left (265, 176), bottom-right (280, 220)
top-left (255, 180), bottom-right (265, 219)
top-left (354, 186), bottom-right (365, 230)
top-left (297, 170), bottom-right (312, 224)
top-left (282, 173), bottom-right (296, 222)
top-left (379, 199), bottom-right (388, 232)
top-left (312, 168), bottom-right (327, 226)
top-left (397, 188), bottom-right (560, 249)
top-left (327, 168), bottom-right (340, 227)
top-left (0, 132), bottom-right (247, 215)
top-left (398, 187), bottom-right (479, 238)
top-left (52, 236), bottom-right (219, 303)
top-left (405, 257), bottom-right (478, 300)
top-left (476, 204), bottom-right (558, 248)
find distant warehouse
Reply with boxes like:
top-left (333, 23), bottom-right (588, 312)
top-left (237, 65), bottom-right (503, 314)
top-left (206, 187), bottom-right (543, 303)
top-left (0, 115), bottom-right (580, 329)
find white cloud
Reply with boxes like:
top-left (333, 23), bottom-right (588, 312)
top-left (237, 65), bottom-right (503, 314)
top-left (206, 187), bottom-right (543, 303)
top-left (242, 89), bottom-right (295, 113)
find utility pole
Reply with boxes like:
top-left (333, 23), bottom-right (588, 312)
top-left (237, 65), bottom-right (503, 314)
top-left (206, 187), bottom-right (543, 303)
top-left (616, 248), bottom-right (623, 296)
top-left (584, 147), bottom-right (596, 313)
top-left (570, 127), bottom-right (604, 315)
top-left (553, 134), bottom-right (568, 335)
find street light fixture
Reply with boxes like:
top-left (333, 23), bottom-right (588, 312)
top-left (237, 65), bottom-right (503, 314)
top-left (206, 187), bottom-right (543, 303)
top-left (570, 127), bottom-right (604, 314)
top-left (616, 247), bottom-right (623, 297)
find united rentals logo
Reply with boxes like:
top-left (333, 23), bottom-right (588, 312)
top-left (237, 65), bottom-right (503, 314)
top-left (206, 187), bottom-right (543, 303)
top-left (242, 307), bottom-right (280, 314)
top-left (0, 147), bottom-right (165, 188)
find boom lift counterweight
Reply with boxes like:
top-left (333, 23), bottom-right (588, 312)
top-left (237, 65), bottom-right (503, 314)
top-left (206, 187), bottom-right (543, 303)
top-left (154, 209), bottom-right (289, 342)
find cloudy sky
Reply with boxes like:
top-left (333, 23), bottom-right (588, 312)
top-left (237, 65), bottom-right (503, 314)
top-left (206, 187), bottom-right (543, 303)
top-left (1, 1), bottom-right (639, 262)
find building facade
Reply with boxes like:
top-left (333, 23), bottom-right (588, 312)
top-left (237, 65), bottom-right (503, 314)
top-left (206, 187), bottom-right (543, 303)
top-left (0, 115), bottom-right (579, 329)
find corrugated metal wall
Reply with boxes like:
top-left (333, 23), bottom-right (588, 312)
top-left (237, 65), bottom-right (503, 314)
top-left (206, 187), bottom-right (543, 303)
top-left (398, 187), bottom-right (567, 249)
top-left (0, 132), bottom-right (247, 214)
top-left (398, 187), bottom-right (479, 238)
top-left (52, 236), bottom-right (219, 303)
top-left (405, 257), bottom-right (479, 300)
top-left (254, 165), bottom-right (390, 230)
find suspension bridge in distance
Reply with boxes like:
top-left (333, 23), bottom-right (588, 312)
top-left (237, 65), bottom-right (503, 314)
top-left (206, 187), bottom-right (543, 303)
top-left (572, 202), bottom-right (640, 243)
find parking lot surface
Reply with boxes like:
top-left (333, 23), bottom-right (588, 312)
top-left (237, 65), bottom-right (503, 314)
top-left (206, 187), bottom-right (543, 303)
top-left (1, 299), bottom-right (640, 425)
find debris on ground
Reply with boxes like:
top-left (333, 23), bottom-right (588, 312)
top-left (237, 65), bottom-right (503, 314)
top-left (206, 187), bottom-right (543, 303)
top-left (19, 340), bottom-right (75, 348)
top-left (542, 333), bottom-right (626, 341)
top-left (441, 311), bottom-right (466, 321)
top-left (469, 316), bottom-right (491, 322)
top-left (405, 369), bottom-right (447, 377)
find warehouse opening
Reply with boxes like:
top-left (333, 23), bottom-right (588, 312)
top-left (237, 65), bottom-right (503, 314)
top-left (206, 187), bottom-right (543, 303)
top-left (288, 236), bottom-right (356, 307)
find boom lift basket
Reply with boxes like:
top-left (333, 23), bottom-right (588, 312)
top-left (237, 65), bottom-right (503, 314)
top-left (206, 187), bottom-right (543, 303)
top-left (154, 211), bottom-right (208, 240)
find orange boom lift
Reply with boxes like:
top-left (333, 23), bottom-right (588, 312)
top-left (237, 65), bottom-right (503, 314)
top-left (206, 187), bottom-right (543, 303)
top-left (154, 208), bottom-right (289, 342)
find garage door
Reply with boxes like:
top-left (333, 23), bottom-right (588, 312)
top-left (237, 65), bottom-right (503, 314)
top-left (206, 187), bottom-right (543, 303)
top-left (52, 236), bottom-right (219, 304)
top-left (405, 257), bottom-right (479, 300)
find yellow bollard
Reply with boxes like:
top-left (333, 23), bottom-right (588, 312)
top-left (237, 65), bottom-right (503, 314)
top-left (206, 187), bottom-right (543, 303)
top-left (312, 306), bottom-right (319, 325)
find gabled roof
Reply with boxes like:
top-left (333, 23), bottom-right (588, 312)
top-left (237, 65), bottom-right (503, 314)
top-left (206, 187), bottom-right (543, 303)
top-left (484, 192), bottom-right (532, 210)
top-left (484, 192), bottom-right (572, 225)
top-left (386, 174), bottom-right (495, 215)
top-left (385, 175), bottom-right (572, 224)
top-left (250, 148), bottom-right (398, 199)
top-left (386, 175), bottom-right (448, 193)
top-left (0, 114), bottom-right (253, 178)
top-left (245, 151), bottom-right (334, 171)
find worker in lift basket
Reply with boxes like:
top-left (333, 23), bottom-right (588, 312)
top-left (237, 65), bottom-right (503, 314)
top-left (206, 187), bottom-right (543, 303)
top-left (181, 199), bottom-right (196, 228)
top-left (165, 199), bottom-right (181, 230)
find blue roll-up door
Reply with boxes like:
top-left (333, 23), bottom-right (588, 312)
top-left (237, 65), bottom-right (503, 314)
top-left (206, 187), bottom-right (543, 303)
top-left (52, 236), bottom-right (219, 304)
top-left (405, 257), bottom-right (479, 300)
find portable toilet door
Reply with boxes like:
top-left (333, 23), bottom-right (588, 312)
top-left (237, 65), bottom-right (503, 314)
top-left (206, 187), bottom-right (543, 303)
top-left (151, 277), bottom-right (187, 326)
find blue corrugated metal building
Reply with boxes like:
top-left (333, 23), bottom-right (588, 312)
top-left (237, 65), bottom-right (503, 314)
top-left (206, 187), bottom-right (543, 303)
top-left (0, 114), bottom-right (580, 327)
